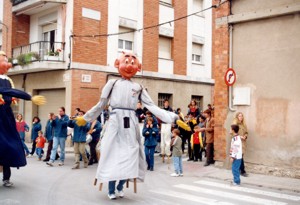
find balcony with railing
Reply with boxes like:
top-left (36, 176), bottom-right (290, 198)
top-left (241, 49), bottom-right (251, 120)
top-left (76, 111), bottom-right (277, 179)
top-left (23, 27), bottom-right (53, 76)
top-left (11, 0), bottom-right (67, 15)
top-left (10, 41), bottom-right (66, 73)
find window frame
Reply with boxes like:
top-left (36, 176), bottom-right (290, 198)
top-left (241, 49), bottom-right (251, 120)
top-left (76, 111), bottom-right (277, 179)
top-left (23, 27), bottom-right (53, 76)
top-left (118, 39), bottom-right (133, 51)
top-left (159, 36), bottom-right (173, 60)
top-left (158, 93), bottom-right (173, 108)
top-left (192, 43), bottom-right (203, 64)
top-left (191, 95), bottom-right (203, 111)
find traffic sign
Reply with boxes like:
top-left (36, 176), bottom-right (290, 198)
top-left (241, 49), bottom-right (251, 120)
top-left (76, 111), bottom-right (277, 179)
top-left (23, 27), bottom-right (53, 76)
top-left (224, 68), bottom-right (236, 86)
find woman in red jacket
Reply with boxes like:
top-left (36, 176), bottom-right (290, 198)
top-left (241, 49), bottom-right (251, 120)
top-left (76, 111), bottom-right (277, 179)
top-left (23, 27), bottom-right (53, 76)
top-left (16, 114), bottom-right (30, 156)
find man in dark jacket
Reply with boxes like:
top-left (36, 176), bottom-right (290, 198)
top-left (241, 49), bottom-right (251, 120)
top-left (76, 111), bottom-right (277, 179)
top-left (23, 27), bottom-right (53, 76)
top-left (47, 107), bottom-right (69, 167)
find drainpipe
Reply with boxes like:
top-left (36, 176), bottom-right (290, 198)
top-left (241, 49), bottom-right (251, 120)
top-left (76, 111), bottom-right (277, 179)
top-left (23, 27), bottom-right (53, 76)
top-left (22, 74), bottom-right (27, 116)
top-left (68, 35), bottom-right (73, 69)
top-left (228, 24), bottom-right (236, 112)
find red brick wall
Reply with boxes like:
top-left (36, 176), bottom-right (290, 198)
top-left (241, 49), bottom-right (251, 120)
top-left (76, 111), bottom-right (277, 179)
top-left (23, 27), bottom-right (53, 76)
top-left (2, 1), bottom-right (30, 57)
top-left (212, 0), bottom-right (231, 161)
top-left (71, 70), bottom-right (107, 116)
top-left (2, 1), bottom-right (12, 56)
top-left (12, 14), bottom-right (30, 48)
top-left (72, 0), bottom-right (108, 65)
top-left (173, 0), bottom-right (187, 75)
top-left (142, 0), bottom-right (159, 72)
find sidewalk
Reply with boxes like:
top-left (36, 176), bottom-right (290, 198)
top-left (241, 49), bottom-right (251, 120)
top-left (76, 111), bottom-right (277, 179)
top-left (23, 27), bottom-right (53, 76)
top-left (203, 166), bottom-right (300, 193)
top-left (180, 156), bottom-right (300, 194)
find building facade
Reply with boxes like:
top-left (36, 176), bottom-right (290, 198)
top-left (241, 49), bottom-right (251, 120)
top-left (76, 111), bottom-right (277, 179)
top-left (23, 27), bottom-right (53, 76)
top-left (1, 0), bottom-right (214, 134)
top-left (212, 0), bottom-right (300, 178)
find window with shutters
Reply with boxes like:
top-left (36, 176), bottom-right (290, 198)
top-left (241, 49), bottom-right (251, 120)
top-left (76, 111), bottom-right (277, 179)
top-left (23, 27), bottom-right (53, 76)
top-left (193, 0), bottom-right (204, 17)
top-left (118, 27), bottom-right (134, 52)
top-left (159, 36), bottom-right (172, 59)
top-left (192, 43), bottom-right (203, 64)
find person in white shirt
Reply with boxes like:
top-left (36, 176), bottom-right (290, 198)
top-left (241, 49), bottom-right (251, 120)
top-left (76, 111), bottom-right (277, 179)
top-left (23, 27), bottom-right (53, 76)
top-left (230, 124), bottom-right (243, 186)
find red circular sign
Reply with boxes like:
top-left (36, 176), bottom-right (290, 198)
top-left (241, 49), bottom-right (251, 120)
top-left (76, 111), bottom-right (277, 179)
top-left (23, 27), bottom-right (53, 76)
top-left (224, 68), bottom-right (236, 86)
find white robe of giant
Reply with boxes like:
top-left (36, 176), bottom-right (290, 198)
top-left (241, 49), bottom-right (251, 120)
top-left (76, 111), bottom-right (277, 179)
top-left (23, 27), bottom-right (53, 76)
top-left (84, 79), bottom-right (177, 183)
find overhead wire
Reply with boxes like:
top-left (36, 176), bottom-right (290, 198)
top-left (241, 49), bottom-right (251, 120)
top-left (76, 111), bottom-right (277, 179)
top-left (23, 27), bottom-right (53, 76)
top-left (71, 0), bottom-right (228, 38)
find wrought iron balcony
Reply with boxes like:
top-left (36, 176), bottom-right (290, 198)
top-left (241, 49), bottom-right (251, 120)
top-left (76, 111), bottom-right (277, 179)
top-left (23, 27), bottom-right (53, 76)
top-left (11, 0), bottom-right (28, 6)
top-left (12, 41), bottom-right (65, 66)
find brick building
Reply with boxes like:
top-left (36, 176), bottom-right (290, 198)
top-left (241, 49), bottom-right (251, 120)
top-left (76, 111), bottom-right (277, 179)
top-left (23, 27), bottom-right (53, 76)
top-left (212, 0), bottom-right (300, 178)
top-left (1, 0), bottom-right (214, 133)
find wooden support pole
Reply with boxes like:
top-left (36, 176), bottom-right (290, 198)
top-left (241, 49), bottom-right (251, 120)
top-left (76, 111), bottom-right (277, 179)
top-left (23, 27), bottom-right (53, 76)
top-left (134, 178), bottom-right (137, 193)
top-left (99, 183), bottom-right (103, 191)
top-left (126, 179), bottom-right (129, 188)
top-left (94, 178), bottom-right (97, 186)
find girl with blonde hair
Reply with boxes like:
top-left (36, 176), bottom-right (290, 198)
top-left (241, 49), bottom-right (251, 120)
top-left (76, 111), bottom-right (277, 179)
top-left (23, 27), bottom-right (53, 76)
top-left (232, 112), bottom-right (248, 177)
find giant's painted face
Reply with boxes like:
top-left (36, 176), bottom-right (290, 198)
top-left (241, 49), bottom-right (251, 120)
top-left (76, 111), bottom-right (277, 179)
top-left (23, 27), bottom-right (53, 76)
top-left (114, 52), bottom-right (141, 80)
top-left (0, 51), bottom-right (12, 75)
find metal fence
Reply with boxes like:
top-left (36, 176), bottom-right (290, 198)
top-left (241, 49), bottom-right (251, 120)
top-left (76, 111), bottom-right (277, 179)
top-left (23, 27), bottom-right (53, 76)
top-left (11, 0), bottom-right (29, 6)
top-left (12, 41), bottom-right (65, 62)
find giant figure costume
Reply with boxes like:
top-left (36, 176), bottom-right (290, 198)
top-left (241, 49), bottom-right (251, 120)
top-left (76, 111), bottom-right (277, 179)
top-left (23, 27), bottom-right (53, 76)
top-left (76, 52), bottom-right (177, 184)
top-left (0, 51), bottom-right (45, 184)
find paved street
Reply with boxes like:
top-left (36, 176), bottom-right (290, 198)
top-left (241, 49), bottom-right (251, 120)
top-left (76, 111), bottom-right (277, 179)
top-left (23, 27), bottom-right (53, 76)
top-left (1, 152), bottom-right (299, 205)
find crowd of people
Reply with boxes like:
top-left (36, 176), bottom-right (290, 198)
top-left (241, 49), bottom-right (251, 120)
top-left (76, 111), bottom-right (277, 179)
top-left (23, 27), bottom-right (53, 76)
top-left (137, 99), bottom-right (216, 176)
top-left (13, 100), bottom-right (248, 188)
top-left (15, 107), bottom-right (102, 170)
top-left (136, 99), bottom-right (249, 185)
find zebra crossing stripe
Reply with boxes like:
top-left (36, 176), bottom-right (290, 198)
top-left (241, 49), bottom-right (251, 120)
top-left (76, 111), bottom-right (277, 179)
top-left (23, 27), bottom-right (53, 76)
top-left (174, 184), bottom-right (286, 205)
top-left (149, 189), bottom-right (235, 205)
top-left (194, 180), bottom-right (300, 201)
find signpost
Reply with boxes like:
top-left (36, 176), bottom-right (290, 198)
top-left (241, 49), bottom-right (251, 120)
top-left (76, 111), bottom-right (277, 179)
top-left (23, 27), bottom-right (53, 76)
top-left (224, 68), bottom-right (236, 86)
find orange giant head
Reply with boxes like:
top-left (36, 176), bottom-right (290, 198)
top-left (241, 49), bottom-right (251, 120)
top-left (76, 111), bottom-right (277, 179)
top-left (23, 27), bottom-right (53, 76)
top-left (0, 51), bottom-right (12, 75)
top-left (114, 51), bottom-right (141, 80)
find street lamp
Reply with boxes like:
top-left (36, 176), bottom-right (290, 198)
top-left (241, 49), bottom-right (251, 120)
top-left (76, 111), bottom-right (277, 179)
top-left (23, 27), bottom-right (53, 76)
top-left (0, 20), bottom-right (9, 53)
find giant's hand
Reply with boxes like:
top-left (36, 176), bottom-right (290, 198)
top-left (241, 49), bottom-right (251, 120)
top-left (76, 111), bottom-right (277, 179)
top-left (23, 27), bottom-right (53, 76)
top-left (76, 116), bottom-right (87, 126)
top-left (31, 95), bottom-right (46, 105)
top-left (176, 120), bottom-right (191, 131)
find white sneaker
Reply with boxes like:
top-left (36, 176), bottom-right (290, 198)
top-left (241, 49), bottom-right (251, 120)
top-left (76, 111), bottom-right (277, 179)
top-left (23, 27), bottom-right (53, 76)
top-left (179, 173), bottom-right (184, 177)
top-left (230, 181), bottom-right (240, 186)
top-left (108, 193), bottom-right (117, 200)
top-left (170, 173), bottom-right (179, 177)
top-left (58, 162), bottom-right (64, 166)
top-left (3, 180), bottom-right (13, 187)
top-left (117, 190), bottom-right (125, 198)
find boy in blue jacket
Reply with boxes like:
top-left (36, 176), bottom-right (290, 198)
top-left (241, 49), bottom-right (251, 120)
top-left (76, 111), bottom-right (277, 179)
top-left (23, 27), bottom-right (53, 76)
top-left (142, 117), bottom-right (159, 171)
top-left (68, 110), bottom-right (91, 169)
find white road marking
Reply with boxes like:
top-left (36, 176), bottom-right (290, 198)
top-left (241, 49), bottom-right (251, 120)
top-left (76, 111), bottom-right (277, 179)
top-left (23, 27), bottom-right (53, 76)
top-left (174, 184), bottom-right (286, 205)
top-left (149, 189), bottom-right (236, 205)
top-left (195, 180), bottom-right (300, 201)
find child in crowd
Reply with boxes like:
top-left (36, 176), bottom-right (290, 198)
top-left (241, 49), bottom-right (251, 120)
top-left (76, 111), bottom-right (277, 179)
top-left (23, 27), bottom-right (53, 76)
top-left (68, 110), bottom-right (91, 169)
top-left (190, 126), bottom-right (203, 162)
top-left (198, 115), bottom-right (206, 157)
top-left (35, 131), bottom-right (46, 161)
top-left (170, 129), bottom-right (183, 177)
top-left (230, 124), bottom-right (243, 186)
top-left (142, 117), bottom-right (159, 171)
